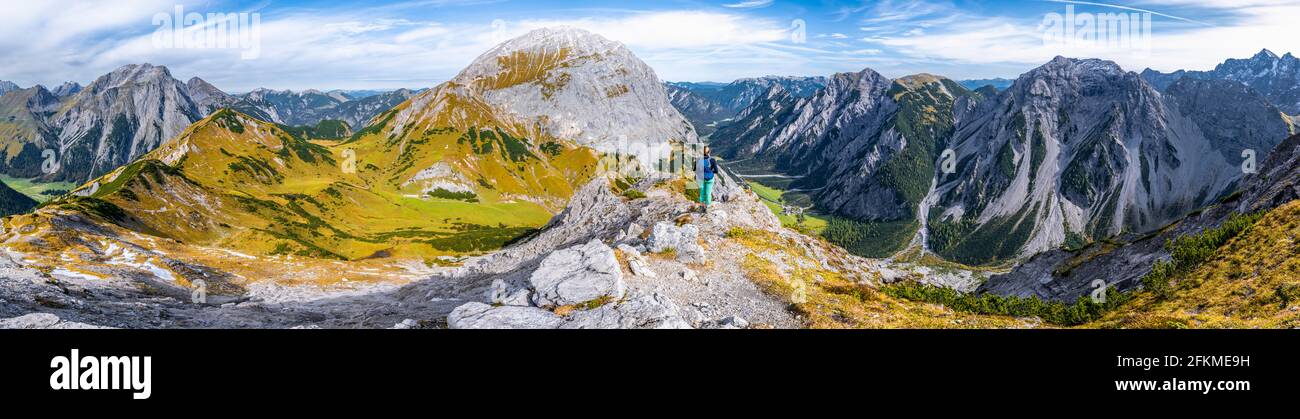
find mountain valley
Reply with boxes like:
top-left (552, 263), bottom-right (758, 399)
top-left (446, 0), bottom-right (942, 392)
top-left (2, 29), bottom-right (1298, 330)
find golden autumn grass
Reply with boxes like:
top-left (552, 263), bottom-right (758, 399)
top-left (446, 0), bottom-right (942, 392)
top-left (1088, 200), bottom-right (1300, 329)
top-left (728, 227), bottom-right (1034, 329)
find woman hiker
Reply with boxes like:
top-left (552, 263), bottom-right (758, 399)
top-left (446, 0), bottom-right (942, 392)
top-left (696, 147), bottom-right (719, 214)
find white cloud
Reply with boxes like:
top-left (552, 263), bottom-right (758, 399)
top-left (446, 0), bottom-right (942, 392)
top-left (722, 0), bottom-right (775, 9)
top-left (2, 6), bottom-right (797, 91)
top-left (512, 11), bottom-right (789, 50)
top-left (852, 0), bottom-right (1300, 76)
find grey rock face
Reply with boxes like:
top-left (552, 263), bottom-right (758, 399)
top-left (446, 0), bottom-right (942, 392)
top-left (528, 239), bottom-right (625, 307)
top-left (1164, 77), bottom-right (1294, 161)
top-left (331, 89), bottom-right (417, 127)
top-left (51, 82), bottom-right (82, 99)
top-left (444, 27), bottom-right (696, 168)
top-left (982, 132), bottom-right (1300, 302)
top-left (185, 77), bottom-right (239, 116)
top-left (0, 80), bottom-right (19, 96)
top-left (929, 56), bottom-right (1292, 264)
top-left (718, 315), bottom-right (749, 329)
top-left (44, 64), bottom-right (204, 183)
top-left (447, 302), bottom-right (565, 329)
top-left (456, 179), bottom-right (632, 279)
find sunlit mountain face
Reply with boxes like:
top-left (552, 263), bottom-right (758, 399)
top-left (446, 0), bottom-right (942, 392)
top-left (0, 1), bottom-right (1297, 332)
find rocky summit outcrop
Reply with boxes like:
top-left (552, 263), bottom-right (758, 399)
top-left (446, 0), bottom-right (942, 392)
top-left (445, 198), bottom-right (692, 329)
top-left (527, 239), bottom-right (626, 307)
top-left (434, 169), bottom-right (810, 329)
top-left (425, 27), bottom-right (695, 169)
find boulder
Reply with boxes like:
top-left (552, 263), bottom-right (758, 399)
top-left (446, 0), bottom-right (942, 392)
top-left (615, 223), bottom-right (645, 243)
top-left (447, 302), bottom-right (565, 329)
top-left (562, 293), bottom-right (693, 329)
top-left (647, 222), bottom-right (705, 265)
top-left (528, 239), bottom-right (625, 307)
top-left (719, 315), bottom-right (749, 329)
top-left (647, 222), bottom-right (697, 253)
top-left (617, 244), bottom-right (656, 278)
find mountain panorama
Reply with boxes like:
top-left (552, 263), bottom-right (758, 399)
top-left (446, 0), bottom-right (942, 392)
top-left (2, 28), bottom-right (1298, 330)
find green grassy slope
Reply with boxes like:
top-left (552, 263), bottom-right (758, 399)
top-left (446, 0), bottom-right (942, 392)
top-left (49, 106), bottom-right (598, 260)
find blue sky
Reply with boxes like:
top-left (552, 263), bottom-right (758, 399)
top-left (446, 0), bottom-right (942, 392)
top-left (2, 0), bottom-right (1296, 91)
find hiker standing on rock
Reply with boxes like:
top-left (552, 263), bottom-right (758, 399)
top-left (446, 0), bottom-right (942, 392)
top-left (696, 147), bottom-right (719, 214)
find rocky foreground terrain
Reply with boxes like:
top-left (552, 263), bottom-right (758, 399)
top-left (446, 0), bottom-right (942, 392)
top-left (1, 166), bottom-right (1001, 329)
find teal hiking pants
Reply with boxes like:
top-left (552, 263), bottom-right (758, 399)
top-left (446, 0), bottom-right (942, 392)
top-left (699, 179), bottom-right (714, 206)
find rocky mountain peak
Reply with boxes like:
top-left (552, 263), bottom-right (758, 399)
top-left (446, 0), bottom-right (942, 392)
top-left (1028, 56), bottom-right (1125, 79)
top-left (1010, 56), bottom-right (1147, 105)
top-left (43, 63), bottom-right (202, 182)
top-left (51, 82), bottom-right (82, 98)
top-left (1253, 48), bottom-right (1279, 61)
top-left (0, 80), bottom-right (21, 96)
top-left (86, 64), bottom-right (175, 93)
top-left (410, 26), bottom-right (695, 166)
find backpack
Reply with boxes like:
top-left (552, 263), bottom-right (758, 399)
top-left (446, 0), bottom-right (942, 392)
top-left (702, 157), bottom-right (717, 180)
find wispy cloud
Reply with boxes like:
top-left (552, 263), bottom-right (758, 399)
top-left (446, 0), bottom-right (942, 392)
top-left (722, 0), bottom-right (775, 9)
top-left (1, 0), bottom-right (1296, 88)
top-left (0, 2), bottom-right (797, 90)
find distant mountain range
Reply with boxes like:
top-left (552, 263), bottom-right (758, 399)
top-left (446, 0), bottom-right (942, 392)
top-left (0, 69), bottom-right (422, 184)
top-left (957, 78), bottom-right (1014, 91)
top-left (711, 56), bottom-right (1297, 265)
top-left (666, 76), bottom-right (826, 136)
top-left (1142, 49), bottom-right (1300, 115)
